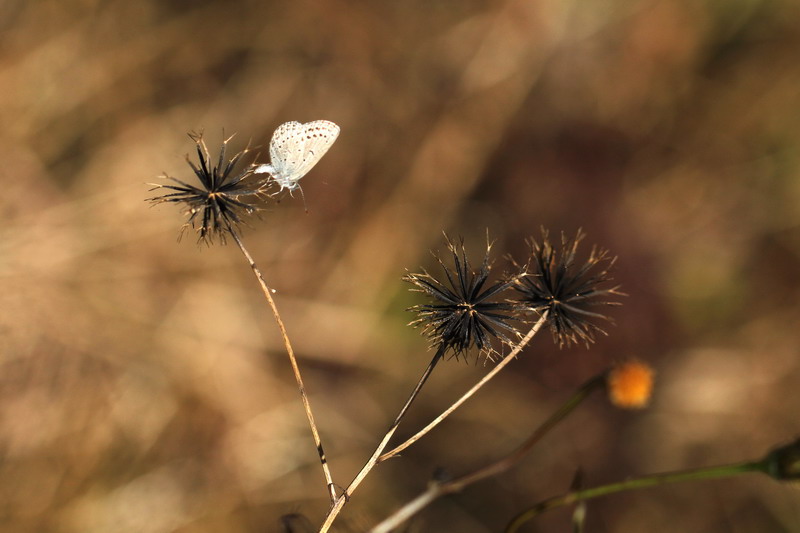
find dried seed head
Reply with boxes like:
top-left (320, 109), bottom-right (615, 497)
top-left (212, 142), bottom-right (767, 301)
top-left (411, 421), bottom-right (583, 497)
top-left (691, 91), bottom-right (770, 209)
top-left (148, 132), bottom-right (266, 244)
top-left (405, 235), bottom-right (524, 361)
top-left (513, 229), bottom-right (623, 348)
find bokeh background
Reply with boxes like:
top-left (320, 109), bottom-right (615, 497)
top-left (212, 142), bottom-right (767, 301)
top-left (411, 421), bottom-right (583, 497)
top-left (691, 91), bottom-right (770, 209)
top-left (2, 0), bottom-right (800, 531)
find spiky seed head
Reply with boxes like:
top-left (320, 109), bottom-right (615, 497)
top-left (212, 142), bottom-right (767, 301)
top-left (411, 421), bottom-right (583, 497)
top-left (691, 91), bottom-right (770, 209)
top-left (513, 229), bottom-right (623, 348)
top-left (148, 132), bottom-right (267, 244)
top-left (404, 235), bottom-right (524, 361)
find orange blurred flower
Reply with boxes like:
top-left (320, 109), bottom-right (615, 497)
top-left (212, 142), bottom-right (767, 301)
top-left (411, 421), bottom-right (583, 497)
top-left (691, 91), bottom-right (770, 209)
top-left (607, 360), bottom-right (654, 409)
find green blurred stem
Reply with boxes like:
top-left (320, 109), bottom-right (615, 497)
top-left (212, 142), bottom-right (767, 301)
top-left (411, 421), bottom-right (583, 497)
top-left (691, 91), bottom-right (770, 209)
top-left (505, 460), bottom-right (767, 533)
top-left (369, 370), bottom-right (603, 533)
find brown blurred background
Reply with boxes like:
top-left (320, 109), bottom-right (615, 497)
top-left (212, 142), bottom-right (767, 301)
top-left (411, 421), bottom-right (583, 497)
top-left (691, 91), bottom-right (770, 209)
top-left (2, 0), bottom-right (800, 531)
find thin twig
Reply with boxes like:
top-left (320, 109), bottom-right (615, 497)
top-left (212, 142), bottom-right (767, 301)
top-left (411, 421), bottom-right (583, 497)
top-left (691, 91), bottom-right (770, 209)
top-left (369, 370), bottom-right (602, 533)
top-left (229, 230), bottom-right (336, 503)
top-left (391, 345), bottom-right (446, 427)
top-left (320, 312), bottom-right (549, 532)
top-left (379, 312), bottom-right (549, 462)
top-left (318, 345), bottom-right (446, 533)
top-left (371, 485), bottom-right (439, 533)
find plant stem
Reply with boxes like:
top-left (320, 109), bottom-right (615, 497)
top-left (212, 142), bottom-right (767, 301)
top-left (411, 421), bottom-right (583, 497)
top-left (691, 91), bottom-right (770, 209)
top-left (379, 312), bottom-right (549, 462)
top-left (318, 345), bottom-right (446, 533)
top-left (371, 487), bottom-right (439, 533)
top-left (369, 370), bottom-right (602, 533)
top-left (392, 345), bottom-right (447, 427)
top-left (229, 230), bottom-right (336, 503)
top-left (505, 460), bottom-right (767, 532)
top-left (321, 312), bottom-right (549, 532)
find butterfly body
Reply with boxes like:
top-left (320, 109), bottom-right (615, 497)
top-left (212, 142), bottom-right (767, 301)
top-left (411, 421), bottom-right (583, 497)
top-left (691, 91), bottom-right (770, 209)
top-left (254, 120), bottom-right (340, 192)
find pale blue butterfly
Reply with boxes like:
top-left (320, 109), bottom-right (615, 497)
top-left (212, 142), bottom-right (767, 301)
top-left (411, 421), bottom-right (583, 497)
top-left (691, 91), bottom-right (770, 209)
top-left (253, 120), bottom-right (340, 193)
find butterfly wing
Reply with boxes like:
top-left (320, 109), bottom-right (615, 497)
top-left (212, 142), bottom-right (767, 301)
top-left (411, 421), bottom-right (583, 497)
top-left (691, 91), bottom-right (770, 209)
top-left (268, 120), bottom-right (340, 190)
top-left (268, 121), bottom-right (303, 180)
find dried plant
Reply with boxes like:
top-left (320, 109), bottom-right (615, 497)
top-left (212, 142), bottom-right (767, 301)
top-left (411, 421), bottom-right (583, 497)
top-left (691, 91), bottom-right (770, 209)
top-left (148, 132), bottom-right (266, 244)
top-left (146, 127), bottom-right (796, 533)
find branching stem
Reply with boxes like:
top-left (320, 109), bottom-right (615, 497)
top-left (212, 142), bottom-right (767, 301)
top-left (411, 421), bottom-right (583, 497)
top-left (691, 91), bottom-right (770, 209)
top-left (320, 312), bottom-right (549, 532)
top-left (369, 368), bottom-right (601, 533)
top-left (379, 312), bottom-right (549, 462)
top-left (318, 345), bottom-right (446, 532)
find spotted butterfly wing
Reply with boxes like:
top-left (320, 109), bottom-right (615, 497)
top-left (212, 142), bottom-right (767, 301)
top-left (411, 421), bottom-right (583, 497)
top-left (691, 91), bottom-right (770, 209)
top-left (257, 120), bottom-right (340, 191)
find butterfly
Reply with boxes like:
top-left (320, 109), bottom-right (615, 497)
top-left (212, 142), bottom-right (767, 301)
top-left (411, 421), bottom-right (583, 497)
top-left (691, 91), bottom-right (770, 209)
top-left (253, 120), bottom-right (340, 192)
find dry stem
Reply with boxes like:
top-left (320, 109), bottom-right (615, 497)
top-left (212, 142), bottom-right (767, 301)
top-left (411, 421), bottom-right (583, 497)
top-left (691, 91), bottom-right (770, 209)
top-left (379, 312), bottom-right (549, 461)
top-left (369, 371), bottom-right (604, 533)
top-left (230, 231), bottom-right (336, 503)
top-left (319, 311), bottom-right (549, 532)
